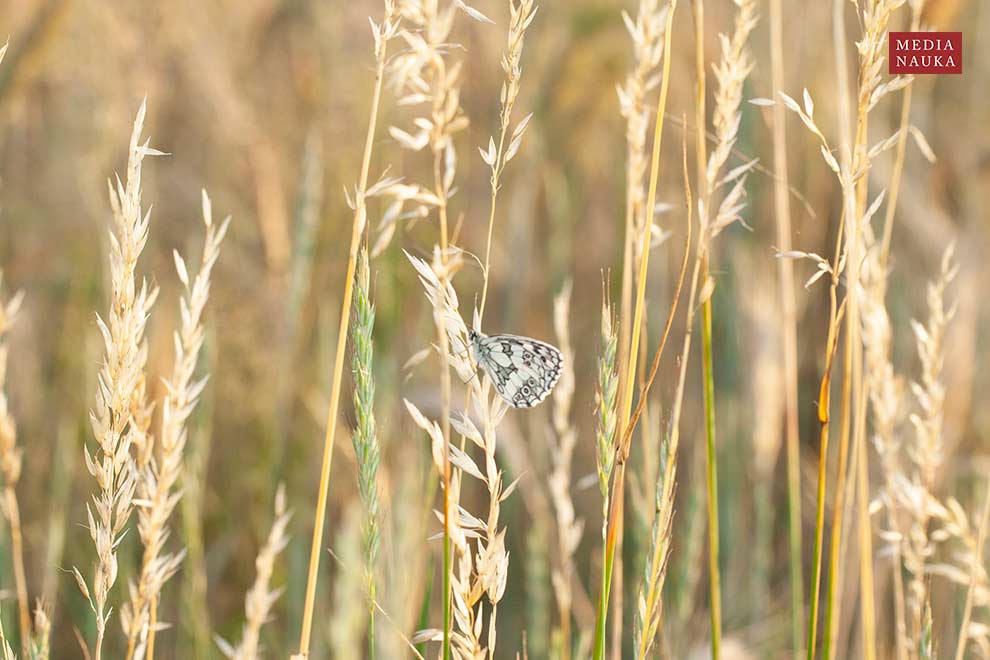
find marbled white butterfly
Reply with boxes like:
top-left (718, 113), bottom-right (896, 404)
top-left (469, 329), bottom-right (563, 408)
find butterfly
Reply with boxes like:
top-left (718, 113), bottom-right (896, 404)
top-left (468, 329), bottom-right (563, 408)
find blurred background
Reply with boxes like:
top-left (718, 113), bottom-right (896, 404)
top-left (0, 0), bottom-right (988, 658)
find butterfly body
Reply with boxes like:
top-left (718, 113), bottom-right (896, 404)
top-left (469, 329), bottom-right (563, 408)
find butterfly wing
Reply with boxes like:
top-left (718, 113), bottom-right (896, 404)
top-left (476, 334), bottom-right (563, 408)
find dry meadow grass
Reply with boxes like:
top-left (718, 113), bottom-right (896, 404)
top-left (1, 0), bottom-right (989, 658)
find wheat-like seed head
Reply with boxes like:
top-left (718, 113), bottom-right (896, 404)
top-left (617, 0), bottom-right (670, 261)
top-left (216, 485), bottom-right (291, 660)
top-left (78, 101), bottom-right (165, 643)
top-left (547, 283), bottom-right (582, 638)
top-left (701, 0), bottom-right (758, 244)
top-left (351, 248), bottom-right (383, 607)
top-left (595, 302), bottom-right (618, 510)
top-left (122, 189), bottom-right (230, 649)
top-left (895, 243), bottom-right (958, 648)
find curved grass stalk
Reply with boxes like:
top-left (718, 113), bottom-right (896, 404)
top-left (296, 5), bottom-right (397, 655)
top-left (593, 7), bottom-right (678, 658)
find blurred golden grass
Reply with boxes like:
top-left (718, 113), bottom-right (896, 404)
top-left (0, 0), bottom-right (988, 658)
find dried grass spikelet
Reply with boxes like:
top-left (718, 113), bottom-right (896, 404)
top-left (374, 0), bottom-right (486, 257)
top-left (896, 243), bottom-right (958, 648)
top-left (122, 190), bottom-right (230, 658)
top-left (547, 283), bottom-right (583, 657)
top-left (404, 249), bottom-right (514, 658)
top-left (215, 485), bottom-right (291, 660)
top-left (860, 239), bottom-right (912, 654)
top-left (478, 0), bottom-right (538, 315)
top-left (699, 0), bottom-right (758, 246)
top-left (76, 99), bottom-right (165, 660)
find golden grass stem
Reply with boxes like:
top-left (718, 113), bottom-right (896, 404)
top-left (854, 388), bottom-right (876, 660)
top-left (147, 596), bottom-right (158, 659)
top-left (297, 22), bottom-right (390, 655)
top-left (767, 0), bottom-right (805, 651)
top-left (593, 4), bottom-right (677, 658)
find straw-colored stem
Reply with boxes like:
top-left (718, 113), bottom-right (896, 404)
top-left (768, 0), bottom-right (804, 651)
top-left (2, 486), bottom-right (30, 657)
top-left (593, 4), bottom-right (677, 657)
top-left (854, 387), bottom-right (876, 660)
top-left (147, 596), bottom-right (158, 659)
top-left (297, 36), bottom-right (388, 658)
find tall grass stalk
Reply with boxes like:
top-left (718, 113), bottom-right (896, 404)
top-left (612, 2), bottom-right (670, 650)
top-left (388, 2), bottom-right (470, 653)
top-left (633, 139), bottom-right (692, 658)
top-left (478, 0), bottom-right (537, 321)
top-left (615, 0), bottom-right (670, 471)
top-left (693, 1), bottom-right (759, 654)
top-left (767, 0), bottom-right (804, 650)
top-left (74, 100), bottom-right (163, 660)
top-left (775, 2), bottom-right (908, 654)
top-left (404, 251), bottom-right (512, 658)
top-left (0, 275), bottom-right (28, 656)
top-left (351, 249), bottom-right (382, 659)
top-left (823, 3), bottom-right (903, 657)
top-left (296, 4), bottom-right (397, 656)
top-left (593, 3), bottom-right (677, 658)
top-left (594, 299), bottom-right (618, 659)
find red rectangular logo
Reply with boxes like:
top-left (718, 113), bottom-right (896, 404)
top-left (890, 32), bottom-right (962, 74)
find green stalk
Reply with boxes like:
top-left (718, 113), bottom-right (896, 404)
top-left (700, 261), bottom-right (721, 659)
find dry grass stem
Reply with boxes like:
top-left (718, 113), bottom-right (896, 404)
top-left (296, 3), bottom-right (399, 656)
